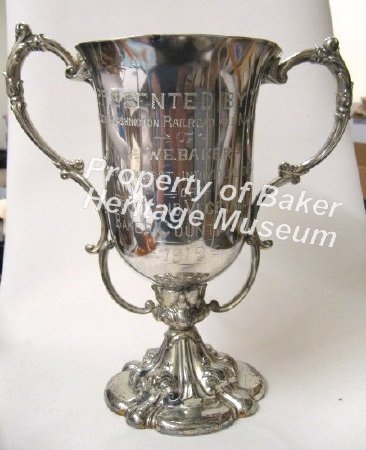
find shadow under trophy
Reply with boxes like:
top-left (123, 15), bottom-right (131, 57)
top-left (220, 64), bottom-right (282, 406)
top-left (6, 24), bottom-right (351, 435)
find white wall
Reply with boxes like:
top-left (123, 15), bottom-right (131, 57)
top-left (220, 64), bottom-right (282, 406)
top-left (330, 0), bottom-right (366, 102)
top-left (1, 1), bottom-right (366, 448)
top-left (0, 0), bottom-right (7, 149)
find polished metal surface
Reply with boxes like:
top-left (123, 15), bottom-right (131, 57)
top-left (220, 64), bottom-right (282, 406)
top-left (76, 34), bottom-right (280, 285)
top-left (5, 24), bottom-right (352, 435)
top-left (105, 326), bottom-right (265, 435)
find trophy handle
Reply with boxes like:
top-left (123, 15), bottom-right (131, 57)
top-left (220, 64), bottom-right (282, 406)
top-left (5, 23), bottom-right (108, 254)
top-left (6, 24), bottom-right (155, 315)
top-left (99, 241), bottom-right (155, 314)
top-left (209, 235), bottom-right (261, 313)
top-left (210, 37), bottom-right (352, 313)
top-left (252, 36), bottom-right (352, 244)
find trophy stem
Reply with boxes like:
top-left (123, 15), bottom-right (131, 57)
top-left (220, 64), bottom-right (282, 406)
top-left (105, 325), bottom-right (265, 436)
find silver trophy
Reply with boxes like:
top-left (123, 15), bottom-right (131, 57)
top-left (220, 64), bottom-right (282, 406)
top-left (6, 24), bottom-right (351, 435)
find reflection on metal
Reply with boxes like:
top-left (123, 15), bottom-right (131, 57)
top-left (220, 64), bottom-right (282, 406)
top-left (6, 24), bottom-right (351, 435)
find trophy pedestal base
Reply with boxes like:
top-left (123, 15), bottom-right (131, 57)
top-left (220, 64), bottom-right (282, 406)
top-left (105, 327), bottom-right (265, 435)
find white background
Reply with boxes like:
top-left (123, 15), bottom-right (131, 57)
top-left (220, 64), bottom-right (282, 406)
top-left (1, 0), bottom-right (366, 449)
top-left (329, 0), bottom-right (366, 101)
top-left (0, 0), bottom-right (7, 149)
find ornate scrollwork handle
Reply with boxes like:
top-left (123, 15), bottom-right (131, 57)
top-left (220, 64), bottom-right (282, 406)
top-left (99, 241), bottom-right (155, 314)
top-left (209, 235), bottom-right (261, 313)
top-left (210, 37), bottom-right (351, 313)
top-left (252, 37), bottom-right (352, 245)
top-left (5, 23), bottom-right (155, 315)
top-left (5, 23), bottom-right (107, 254)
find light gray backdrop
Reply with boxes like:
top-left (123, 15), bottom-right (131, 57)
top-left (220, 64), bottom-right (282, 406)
top-left (1, 0), bottom-right (366, 449)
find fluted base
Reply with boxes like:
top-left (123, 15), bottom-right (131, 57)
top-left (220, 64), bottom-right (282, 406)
top-left (105, 327), bottom-right (265, 435)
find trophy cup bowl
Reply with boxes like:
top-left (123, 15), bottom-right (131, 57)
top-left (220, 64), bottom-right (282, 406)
top-left (6, 24), bottom-right (352, 436)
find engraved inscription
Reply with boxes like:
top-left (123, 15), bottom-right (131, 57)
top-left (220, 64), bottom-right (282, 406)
top-left (110, 90), bottom-right (234, 111)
